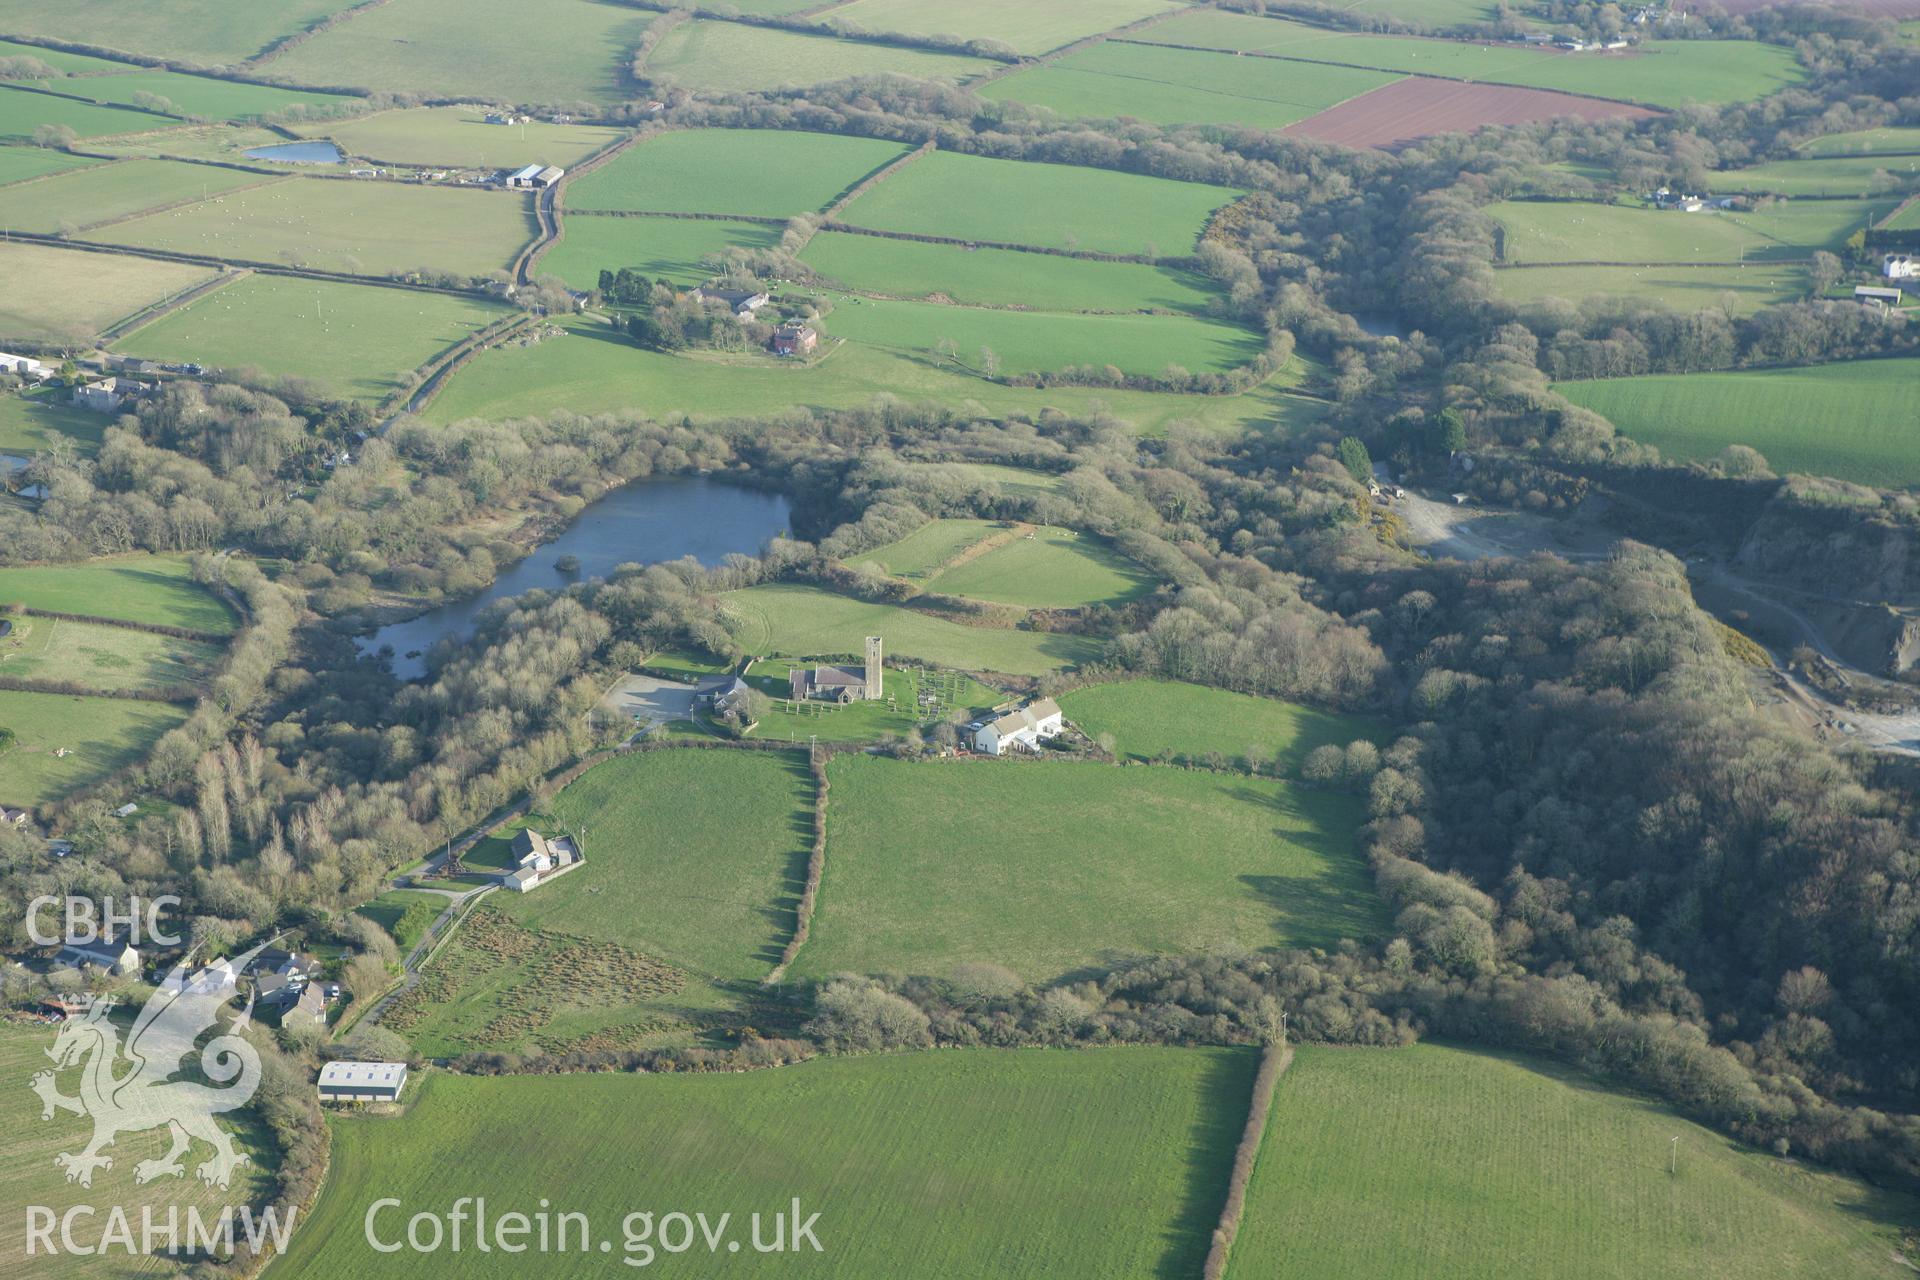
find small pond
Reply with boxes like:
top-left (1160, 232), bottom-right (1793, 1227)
top-left (361, 474), bottom-right (791, 680)
top-left (244, 140), bottom-right (344, 164)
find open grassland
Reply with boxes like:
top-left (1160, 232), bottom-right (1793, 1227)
top-left (0, 37), bottom-right (134, 75)
top-left (0, 614), bottom-right (222, 692)
top-left (1135, 12), bottom-right (1803, 108)
top-left (117, 274), bottom-right (515, 400)
top-left (1058, 678), bottom-right (1383, 770)
top-left (85, 122), bottom-right (285, 164)
top-left (1800, 125), bottom-right (1920, 156)
top-left (794, 756), bottom-right (1381, 980)
top-left (1888, 199), bottom-right (1920, 230)
top-left (0, 142), bottom-right (100, 185)
top-left (642, 19), bottom-right (996, 93)
top-left (93, 177), bottom-right (537, 277)
top-left (740, 660), bottom-right (1003, 743)
top-left (926, 461), bottom-right (1068, 500)
top-left (1718, 153), bottom-right (1920, 197)
top-left (0, 554), bottom-right (238, 632)
top-left (1339, 0), bottom-right (1500, 24)
top-left (57, 70), bottom-right (355, 123)
top-left (355, 889), bottom-right (448, 952)
top-left (0, 0), bottom-right (340, 65)
top-left (0, 1023), bottom-right (279, 1280)
top-left (0, 158), bottom-right (266, 234)
top-left (838, 150), bottom-right (1240, 255)
top-left (541, 215), bottom-right (784, 289)
top-left (983, 40), bottom-right (1403, 129)
top-left (1489, 198), bottom-right (1893, 264)
top-left (0, 688), bottom-right (190, 806)
top-left (270, 0), bottom-right (654, 104)
top-left (862, 518), bottom-right (1158, 607)
top-left (1229, 1044), bottom-right (1920, 1279)
top-left (802, 231), bottom-right (1224, 312)
top-left (567, 128), bottom-right (909, 217)
top-left (1494, 262), bottom-right (1806, 315)
top-left (0, 85), bottom-right (170, 141)
top-left (277, 1048), bottom-right (1250, 1280)
top-left (421, 317), bottom-right (1323, 436)
top-left (821, 0), bottom-right (1184, 56)
top-left (1557, 360), bottom-right (1920, 488)
top-left (823, 295), bottom-right (1265, 377)
top-left (0, 388), bottom-right (107, 456)
top-left (722, 582), bottom-right (1100, 674)
top-left (0, 240), bottom-right (218, 343)
top-left (294, 107), bottom-right (626, 169)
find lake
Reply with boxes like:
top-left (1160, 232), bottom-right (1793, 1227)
top-left (361, 474), bottom-right (791, 680)
top-left (244, 140), bottom-right (344, 164)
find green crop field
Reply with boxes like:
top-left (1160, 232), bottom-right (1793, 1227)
top-left (0, 0), bottom-right (340, 66)
top-left (740, 660), bottom-right (1004, 743)
top-left (565, 128), bottom-right (910, 217)
top-left (355, 889), bottom-right (448, 952)
top-left (0, 687), bottom-right (190, 805)
top-left (57, 70), bottom-right (357, 123)
top-left (820, 0), bottom-right (1183, 56)
top-left (0, 387), bottom-right (107, 457)
top-left (802, 230), bottom-right (1226, 312)
top-left (0, 141), bottom-right (101, 186)
top-left (1489, 198), bottom-right (1893, 264)
top-left (641, 19), bottom-right (996, 93)
top-left (1799, 124), bottom-right (1920, 156)
top-left (1228, 1044), bottom-right (1920, 1279)
top-left (0, 157), bottom-right (266, 234)
top-left (983, 40), bottom-right (1403, 129)
top-left (1887, 199), bottom-right (1920, 230)
top-left (722, 582), bottom-right (1101, 674)
top-left (0, 84), bottom-right (170, 141)
top-left (422, 316), bottom-right (1322, 436)
top-left (270, 0), bottom-right (656, 104)
top-left (116, 274), bottom-right (515, 400)
top-left (0, 554), bottom-right (238, 632)
top-left (0, 1023), bottom-right (279, 1278)
top-left (0, 239), bottom-right (218, 344)
top-left (293, 108), bottom-right (627, 169)
top-left (839, 150), bottom-right (1239, 255)
top-left (860, 518), bottom-right (1159, 607)
top-left (1494, 262), bottom-right (1806, 314)
top-left (93, 177), bottom-right (537, 277)
top-left (0, 614), bottom-right (222, 692)
top-left (1718, 154), bottom-right (1920, 197)
top-left (1134, 13), bottom-right (1804, 108)
top-left (1058, 678), bottom-right (1383, 770)
top-left (540, 214), bottom-right (784, 289)
top-left (1557, 359), bottom-right (1920, 488)
top-left (276, 1048), bottom-right (1251, 1280)
top-left (792, 756), bottom-right (1380, 980)
top-left (824, 295), bottom-right (1265, 377)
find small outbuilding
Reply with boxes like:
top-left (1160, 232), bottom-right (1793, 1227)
top-left (318, 1060), bottom-right (408, 1103)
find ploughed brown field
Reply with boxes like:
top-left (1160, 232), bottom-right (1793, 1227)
top-left (1284, 76), bottom-right (1659, 150)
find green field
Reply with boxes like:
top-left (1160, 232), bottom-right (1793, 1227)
top-left (926, 461), bottom-right (1068, 500)
top-left (93, 177), bottom-right (537, 277)
top-left (0, 83), bottom-right (173, 140)
top-left (276, 1048), bottom-right (1251, 1280)
top-left (0, 37), bottom-right (137, 75)
top-left (1887, 199), bottom-right (1920, 231)
top-left (0, 554), bottom-right (238, 632)
top-left (1717, 154), bottom-right (1920, 197)
top-left (824, 295), bottom-right (1265, 377)
top-left (0, 613), bottom-right (222, 692)
top-left (0, 0), bottom-right (340, 65)
top-left (54, 70), bottom-right (357, 123)
top-left (1229, 1044), bottom-right (1920, 1279)
top-left (83, 121), bottom-right (287, 165)
top-left (1339, 0), bottom-right (1501, 25)
top-left (802, 230), bottom-right (1225, 312)
top-left (0, 387), bottom-right (107, 457)
top-left (839, 150), bottom-right (1240, 255)
top-left (0, 239), bottom-right (218, 344)
top-left (0, 141), bottom-right (101, 185)
top-left (983, 39), bottom-right (1404, 129)
top-left (642, 19), bottom-right (997, 92)
top-left (0, 687), bottom-right (191, 805)
top-left (821, 0), bottom-right (1183, 55)
top-left (565, 128), bottom-right (910, 216)
top-left (270, 0), bottom-right (656, 104)
top-left (422, 315), bottom-right (1322, 436)
top-left (0, 157), bottom-right (266, 234)
top-left (1489, 198), bottom-right (1893, 265)
top-left (861, 518), bottom-right (1159, 607)
top-left (793, 755), bottom-right (1380, 980)
top-left (1799, 125), bottom-right (1920, 157)
top-left (0, 1023), bottom-right (279, 1279)
top-left (1494, 262), bottom-right (1807, 315)
top-left (1058, 678), bottom-right (1382, 769)
top-left (540, 214), bottom-right (785, 289)
top-left (293, 107), bottom-right (627, 169)
top-left (1133, 12), bottom-right (1804, 109)
top-left (1557, 359), bottom-right (1920, 487)
top-left (116, 274), bottom-right (515, 399)
top-left (722, 582), bottom-right (1101, 674)
top-left (355, 889), bottom-right (448, 952)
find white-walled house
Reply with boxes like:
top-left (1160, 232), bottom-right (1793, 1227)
top-left (1886, 255), bottom-right (1917, 281)
top-left (972, 698), bottom-right (1065, 756)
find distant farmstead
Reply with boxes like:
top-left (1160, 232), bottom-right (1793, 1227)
top-left (692, 285), bottom-right (769, 317)
top-left (507, 163), bottom-right (564, 189)
top-left (500, 827), bottom-right (581, 892)
top-left (772, 322), bottom-right (817, 357)
top-left (318, 1061), bottom-right (407, 1103)
top-left (970, 698), bottom-right (1064, 756)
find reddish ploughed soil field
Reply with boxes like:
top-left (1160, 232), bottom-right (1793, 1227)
top-left (1284, 76), bottom-right (1659, 150)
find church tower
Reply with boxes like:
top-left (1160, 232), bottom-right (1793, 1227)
top-left (864, 635), bottom-right (883, 700)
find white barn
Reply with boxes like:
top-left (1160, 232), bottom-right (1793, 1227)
top-left (318, 1061), bottom-right (407, 1103)
top-left (972, 698), bottom-right (1064, 756)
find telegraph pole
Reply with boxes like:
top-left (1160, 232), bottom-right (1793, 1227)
top-left (1670, 1136), bottom-right (1679, 1176)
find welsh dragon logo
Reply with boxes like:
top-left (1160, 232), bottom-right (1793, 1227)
top-left (30, 941), bottom-right (272, 1190)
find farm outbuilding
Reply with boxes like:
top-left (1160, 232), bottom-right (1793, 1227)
top-left (506, 164), bottom-right (564, 189)
top-left (318, 1061), bottom-right (408, 1103)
